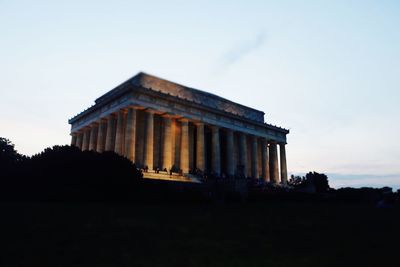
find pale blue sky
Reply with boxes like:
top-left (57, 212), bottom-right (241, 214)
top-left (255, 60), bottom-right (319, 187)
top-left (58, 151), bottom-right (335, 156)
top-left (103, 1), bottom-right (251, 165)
top-left (1, 0), bottom-right (399, 188)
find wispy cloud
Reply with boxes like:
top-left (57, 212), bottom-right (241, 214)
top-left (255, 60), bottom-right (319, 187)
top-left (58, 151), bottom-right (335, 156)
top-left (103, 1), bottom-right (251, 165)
top-left (222, 31), bottom-right (266, 67)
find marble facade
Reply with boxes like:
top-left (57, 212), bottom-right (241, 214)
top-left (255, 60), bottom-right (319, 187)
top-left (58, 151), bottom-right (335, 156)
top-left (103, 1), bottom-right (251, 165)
top-left (69, 72), bottom-right (289, 183)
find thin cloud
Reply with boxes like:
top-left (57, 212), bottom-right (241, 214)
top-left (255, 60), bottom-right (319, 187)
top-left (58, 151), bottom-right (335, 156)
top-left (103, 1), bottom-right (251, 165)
top-left (222, 32), bottom-right (266, 66)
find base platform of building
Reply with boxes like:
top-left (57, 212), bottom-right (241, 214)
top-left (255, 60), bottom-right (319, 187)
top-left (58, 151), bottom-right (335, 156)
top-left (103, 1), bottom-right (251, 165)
top-left (142, 171), bottom-right (202, 183)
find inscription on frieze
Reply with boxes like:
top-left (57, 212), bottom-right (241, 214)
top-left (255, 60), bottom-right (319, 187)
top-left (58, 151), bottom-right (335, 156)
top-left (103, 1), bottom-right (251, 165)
top-left (129, 73), bottom-right (265, 123)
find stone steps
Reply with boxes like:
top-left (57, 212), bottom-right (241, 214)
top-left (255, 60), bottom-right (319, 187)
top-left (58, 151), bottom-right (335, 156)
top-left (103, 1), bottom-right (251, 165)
top-left (143, 172), bottom-right (201, 183)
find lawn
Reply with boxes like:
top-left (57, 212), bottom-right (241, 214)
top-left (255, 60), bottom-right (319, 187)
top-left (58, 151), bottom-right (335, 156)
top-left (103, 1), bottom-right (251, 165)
top-left (1, 200), bottom-right (399, 266)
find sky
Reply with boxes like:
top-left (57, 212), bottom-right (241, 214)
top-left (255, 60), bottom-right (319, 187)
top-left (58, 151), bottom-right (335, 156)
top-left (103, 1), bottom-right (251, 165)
top-left (1, 0), bottom-right (399, 189)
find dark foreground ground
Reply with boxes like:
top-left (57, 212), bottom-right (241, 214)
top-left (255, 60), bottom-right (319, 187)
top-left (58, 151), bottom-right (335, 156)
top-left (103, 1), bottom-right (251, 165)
top-left (1, 200), bottom-right (399, 267)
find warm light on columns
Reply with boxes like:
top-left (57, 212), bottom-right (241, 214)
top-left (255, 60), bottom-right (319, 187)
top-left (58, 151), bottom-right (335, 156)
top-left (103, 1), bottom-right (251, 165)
top-left (180, 119), bottom-right (190, 174)
top-left (124, 108), bottom-right (137, 162)
top-left (195, 122), bottom-right (205, 172)
top-left (162, 115), bottom-right (173, 170)
top-left (114, 109), bottom-right (126, 155)
top-left (105, 114), bottom-right (116, 151)
top-left (211, 125), bottom-right (221, 176)
top-left (144, 110), bottom-right (155, 170)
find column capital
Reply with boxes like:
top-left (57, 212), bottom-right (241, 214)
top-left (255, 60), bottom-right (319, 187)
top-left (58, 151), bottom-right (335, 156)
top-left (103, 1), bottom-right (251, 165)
top-left (224, 127), bottom-right (234, 133)
top-left (238, 131), bottom-right (247, 137)
top-left (128, 105), bottom-right (143, 110)
top-left (251, 135), bottom-right (259, 141)
top-left (144, 109), bottom-right (157, 114)
top-left (210, 125), bottom-right (219, 131)
top-left (161, 113), bottom-right (174, 119)
top-left (193, 121), bottom-right (205, 127)
top-left (179, 118), bottom-right (190, 126)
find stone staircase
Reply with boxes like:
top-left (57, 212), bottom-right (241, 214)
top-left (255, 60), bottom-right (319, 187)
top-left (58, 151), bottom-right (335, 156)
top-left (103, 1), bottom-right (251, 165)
top-left (143, 171), bottom-right (202, 183)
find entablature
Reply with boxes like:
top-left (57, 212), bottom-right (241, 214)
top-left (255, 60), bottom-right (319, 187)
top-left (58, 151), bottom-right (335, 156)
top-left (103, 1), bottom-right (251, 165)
top-left (69, 87), bottom-right (288, 143)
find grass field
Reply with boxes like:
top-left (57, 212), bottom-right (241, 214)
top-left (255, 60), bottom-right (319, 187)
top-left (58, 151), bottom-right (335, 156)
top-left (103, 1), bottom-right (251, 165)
top-left (1, 200), bottom-right (399, 266)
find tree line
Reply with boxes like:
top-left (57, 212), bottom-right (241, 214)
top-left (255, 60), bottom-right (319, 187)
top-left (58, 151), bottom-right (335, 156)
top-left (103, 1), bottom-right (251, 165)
top-left (1, 137), bottom-right (397, 204)
top-left (0, 137), bottom-right (142, 201)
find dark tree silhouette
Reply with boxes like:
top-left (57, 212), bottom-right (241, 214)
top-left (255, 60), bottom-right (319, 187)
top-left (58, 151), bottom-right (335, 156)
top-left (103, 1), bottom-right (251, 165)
top-left (0, 140), bottom-right (143, 201)
top-left (289, 175), bottom-right (303, 186)
top-left (289, 172), bottom-right (330, 193)
top-left (305, 172), bottom-right (330, 193)
top-left (0, 137), bottom-right (23, 165)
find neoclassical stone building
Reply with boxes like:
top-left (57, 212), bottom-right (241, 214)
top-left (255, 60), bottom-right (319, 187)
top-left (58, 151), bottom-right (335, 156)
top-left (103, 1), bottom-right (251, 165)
top-left (69, 72), bottom-right (289, 183)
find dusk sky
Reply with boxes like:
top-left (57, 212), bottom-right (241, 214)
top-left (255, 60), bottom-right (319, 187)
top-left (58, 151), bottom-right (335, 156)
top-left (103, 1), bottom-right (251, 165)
top-left (1, 0), bottom-right (399, 188)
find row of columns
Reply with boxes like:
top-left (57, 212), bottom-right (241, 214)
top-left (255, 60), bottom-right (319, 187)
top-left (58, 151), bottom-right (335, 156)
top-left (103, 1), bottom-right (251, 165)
top-left (71, 108), bottom-right (288, 184)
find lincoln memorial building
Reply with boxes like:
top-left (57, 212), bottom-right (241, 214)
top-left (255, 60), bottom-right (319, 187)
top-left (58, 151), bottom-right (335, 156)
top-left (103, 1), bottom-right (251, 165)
top-left (69, 72), bottom-right (289, 183)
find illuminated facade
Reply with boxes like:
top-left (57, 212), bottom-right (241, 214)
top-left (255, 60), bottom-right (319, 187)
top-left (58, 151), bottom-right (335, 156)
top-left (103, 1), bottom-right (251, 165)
top-left (69, 72), bottom-right (289, 183)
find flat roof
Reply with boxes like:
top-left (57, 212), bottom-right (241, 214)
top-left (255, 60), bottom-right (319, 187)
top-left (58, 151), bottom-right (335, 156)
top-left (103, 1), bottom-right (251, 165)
top-left (95, 72), bottom-right (265, 123)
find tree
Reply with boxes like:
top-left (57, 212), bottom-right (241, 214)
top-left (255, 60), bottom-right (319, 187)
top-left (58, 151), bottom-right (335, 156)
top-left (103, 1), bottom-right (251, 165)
top-left (0, 137), bottom-right (22, 164)
top-left (1, 141), bottom-right (144, 201)
top-left (289, 172), bottom-right (330, 193)
top-left (304, 172), bottom-right (330, 193)
top-left (289, 175), bottom-right (303, 186)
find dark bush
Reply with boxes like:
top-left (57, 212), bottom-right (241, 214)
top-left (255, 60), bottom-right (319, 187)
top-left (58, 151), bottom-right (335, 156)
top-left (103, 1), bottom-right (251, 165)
top-left (1, 144), bottom-right (142, 201)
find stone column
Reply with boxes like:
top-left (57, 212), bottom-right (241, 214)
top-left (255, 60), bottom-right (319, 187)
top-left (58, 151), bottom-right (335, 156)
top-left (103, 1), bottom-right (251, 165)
top-left (124, 108), bottom-right (137, 162)
top-left (96, 119), bottom-right (107, 153)
top-left (144, 111), bottom-right (154, 171)
top-left (171, 119), bottom-right (176, 167)
top-left (105, 114), bottom-right (116, 151)
top-left (226, 129), bottom-right (235, 177)
top-left (70, 133), bottom-right (77, 147)
top-left (76, 132), bottom-right (83, 150)
top-left (261, 138), bottom-right (270, 182)
top-left (211, 125), bottom-right (221, 176)
top-left (162, 116), bottom-right (172, 170)
top-left (114, 110), bottom-right (126, 155)
top-left (195, 122), bottom-right (205, 172)
top-left (180, 119), bottom-right (189, 174)
top-left (251, 135), bottom-right (258, 179)
top-left (82, 128), bottom-right (90, 151)
top-left (239, 133), bottom-right (247, 178)
top-left (280, 143), bottom-right (288, 184)
top-left (88, 124), bottom-right (98, 151)
top-left (269, 141), bottom-right (279, 183)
